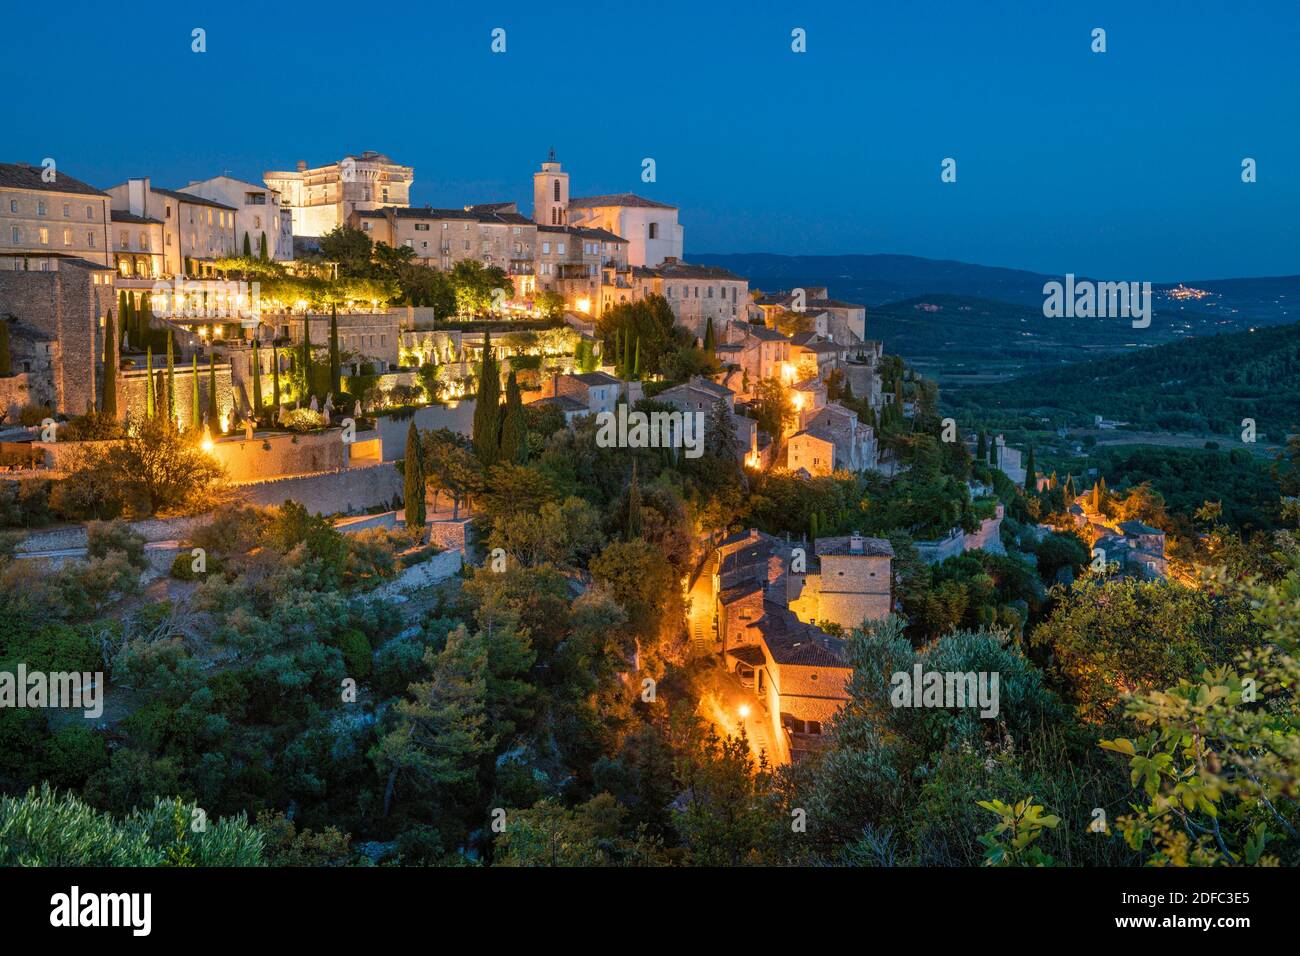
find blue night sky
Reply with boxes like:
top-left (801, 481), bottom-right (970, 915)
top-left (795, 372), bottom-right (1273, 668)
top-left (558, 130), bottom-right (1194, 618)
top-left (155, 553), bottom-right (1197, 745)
top-left (2, 0), bottom-right (1296, 280)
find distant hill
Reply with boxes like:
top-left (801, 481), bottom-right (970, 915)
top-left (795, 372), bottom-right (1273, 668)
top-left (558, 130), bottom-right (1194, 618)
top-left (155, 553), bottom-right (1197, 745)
top-left (945, 320), bottom-right (1300, 441)
top-left (692, 252), bottom-right (1053, 308)
top-left (693, 252), bottom-right (1300, 378)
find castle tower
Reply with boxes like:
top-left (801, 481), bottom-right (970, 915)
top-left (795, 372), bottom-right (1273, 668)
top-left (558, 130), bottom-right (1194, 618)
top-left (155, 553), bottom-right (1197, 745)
top-left (532, 149), bottom-right (569, 226)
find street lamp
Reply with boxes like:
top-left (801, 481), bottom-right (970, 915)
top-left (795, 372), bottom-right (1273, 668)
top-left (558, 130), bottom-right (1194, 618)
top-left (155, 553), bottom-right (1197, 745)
top-left (738, 704), bottom-right (751, 719)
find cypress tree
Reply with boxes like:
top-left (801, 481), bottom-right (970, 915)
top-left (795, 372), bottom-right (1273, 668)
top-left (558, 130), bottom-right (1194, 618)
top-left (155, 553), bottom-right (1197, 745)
top-left (633, 337), bottom-right (640, 379)
top-left (403, 421), bottom-right (426, 535)
top-left (499, 370), bottom-right (527, 464)
top-left (626, 460), bottom-right (643, 540)
top-left (976, 430), bottom-right (987, 461)
top-left (165, 332), bottom-right (176, 423)
top-left (191, 355), bottom-right (200, 430)
top-left (101, 310), bottom-right (117, 417)
top-left (471, 330), bottom-right (501, 466)
top-left (117, 291), bottom-right (130, 348)
top-left (252, 341), bottom-right (263, 415)
top-left (242, 232), bottom-right (252, 257)
top-left (300, 315), bottom-right (313, 401)
top-left (1024, 446), bottom-right (1037, 491)
top-left (703, 316), bottom-right (715, 356)
top-left (259, 232), bottom-right (268, 261)
top-left (208, 354), bottom-right (217, 428)
top-left (145, 346), bottom-right (155, 418)
top-left (329, 302), bottom-right (341, 396)
top-left (809, 511), bottom-right (819, 542)
top-left (272, 345), bottom-right (281, 408)
top-left (155, 369), bottom-right (166, 425)
top-left (139, 292), bottom-right (153, 350)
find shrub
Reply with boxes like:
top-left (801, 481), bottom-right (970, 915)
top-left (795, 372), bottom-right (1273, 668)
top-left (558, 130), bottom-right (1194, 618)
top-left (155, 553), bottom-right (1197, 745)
top-left (48, 461), bottom-right (123, 521)
top-left (17, 403), bottom-right (54, 427)
top-left (333, 627), bottom-right (372, 679)
top-left (87, 519), bottom-right (147, 570)
top-left (281, 407), bottom-right (325, 432)
top-left (0, 785), bottom-right (267, 866)
top-left (58, 410), bottom-right (124, 442)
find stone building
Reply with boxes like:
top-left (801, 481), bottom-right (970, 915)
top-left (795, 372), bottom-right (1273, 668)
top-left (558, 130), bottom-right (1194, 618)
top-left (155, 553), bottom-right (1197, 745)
top-left (180, 176), bottom-right (294, 261)
top-left (353, 204), bottom-right (537, 285)
top-left (755, 287), bottom-right (867, 345)
top-left (0, 162), bottom-right (113, 268)
top-left (530, 153), bottom-right (684, 267)
top-left (708, 527), bottom-right (893, 763)
top-left (787, 403), bottom-right (878, 475)
top-left (656, 376), bottom-right (756, 464)
top-left (787, 533), bottom-right (894, 629)
top-left (264, 152), bottom-right (413, 237)
top-left (631, 259), bottom-right (747, 341)
top-left (0, 252), bottom-right (114, 416)
top-left (105, 178), bottom-right (238, 277)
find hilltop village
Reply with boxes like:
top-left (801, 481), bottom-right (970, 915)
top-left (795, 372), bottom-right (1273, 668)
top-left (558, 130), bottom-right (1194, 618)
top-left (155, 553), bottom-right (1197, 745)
top-left (0, 149), bottom-right (1176, 769)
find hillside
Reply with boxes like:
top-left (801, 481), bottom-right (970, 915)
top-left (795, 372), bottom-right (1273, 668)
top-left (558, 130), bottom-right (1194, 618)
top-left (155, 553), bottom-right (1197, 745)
top-left (945, 320), bottom-right (1300, 441)
top-left (694, 253), bottom-right (1300, 379)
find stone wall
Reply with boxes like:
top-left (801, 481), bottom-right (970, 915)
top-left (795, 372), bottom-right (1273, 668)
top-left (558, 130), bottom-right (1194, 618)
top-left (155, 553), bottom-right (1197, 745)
top-left (964, 505), bottom-right (1006, 555)
top-left (14, 512), bottom-right (216, 554)
top-left (236, 461), bottom-right (401, 516)
top-left (915, 528), bottom-right (966, 565)
top-left (0, 371), bottom-right (42, 420)
top-left (428, 517), bottom-right (472, 553)
top-left (0, 260), bottom-right (111, 416)
top-left (120, 360), bottom-right (235, 431)
top-left (218, 429), bottom-right (345, 481)
top-left (371, 549), bottom-right (463, 600)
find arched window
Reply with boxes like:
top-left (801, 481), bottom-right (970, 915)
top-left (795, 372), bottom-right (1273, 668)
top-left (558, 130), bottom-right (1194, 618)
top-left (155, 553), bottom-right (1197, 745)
top-left (553, 180), bottom-right (560, 201)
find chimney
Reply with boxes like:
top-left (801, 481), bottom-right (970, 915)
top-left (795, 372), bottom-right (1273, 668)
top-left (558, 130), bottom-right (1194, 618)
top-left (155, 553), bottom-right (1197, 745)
top-left (296, 160), bottom-right (307, 172)
top-left (849, 531), bottom-right (864, 554)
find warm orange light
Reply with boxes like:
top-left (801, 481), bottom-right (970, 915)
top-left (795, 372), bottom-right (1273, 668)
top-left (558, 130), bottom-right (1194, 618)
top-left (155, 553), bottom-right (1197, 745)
top-left (738, 704), bottom-right (751, 719)
top-left (576, 297), bottom-right (591, 314)
top-left (200, 426), bottom-right (215, 453)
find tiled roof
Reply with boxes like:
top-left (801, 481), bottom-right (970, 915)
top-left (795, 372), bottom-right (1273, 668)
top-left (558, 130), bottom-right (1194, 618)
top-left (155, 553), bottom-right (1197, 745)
top-left (744, 325), bottom-right (788, 342)
top-left (152, 187), bottom-right (235, 210)
top-left (1119, 520), bottom-right (1163, 536)
top-left (726, 644), bottom-right (767, 666)
top-left (111, 210), bottom-right (162, 225)
top-left (815, 535), bottom-right (894, 558)
top-left (751, 601), bottom-right (848, 667)
top-left (570, 193), bottom-right (676, 210)
top-left (0, 252), bottom-right (113, 270)
top-left (0, 162), bottom-right (107, 197)
top-left (528, 394), bottom-right (587, 412)
top-left (569, 371), bottom-right (621, 387)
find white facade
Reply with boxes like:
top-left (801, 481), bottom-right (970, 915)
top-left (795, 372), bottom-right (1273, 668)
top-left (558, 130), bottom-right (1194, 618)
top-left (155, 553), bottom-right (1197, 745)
top-left (180, 176), bottom-right (294, 261)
